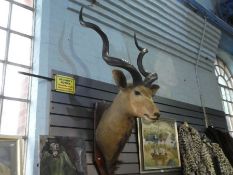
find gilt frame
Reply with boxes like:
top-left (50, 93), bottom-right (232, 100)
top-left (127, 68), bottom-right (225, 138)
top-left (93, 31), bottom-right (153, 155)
top-left (137, 118), bottom-right (181, 173)
top-left (0, 135), bottom-right (23, 175)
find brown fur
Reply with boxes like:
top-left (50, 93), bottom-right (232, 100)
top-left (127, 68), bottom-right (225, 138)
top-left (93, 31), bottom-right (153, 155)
top-left (96, 70), bottom-right (160, 174)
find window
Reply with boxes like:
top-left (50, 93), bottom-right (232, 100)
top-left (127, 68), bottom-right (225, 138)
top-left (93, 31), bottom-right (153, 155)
top-left (0, 0), bottom-right (34, 135)
top-left (214, 59), bottom-right (233, 136)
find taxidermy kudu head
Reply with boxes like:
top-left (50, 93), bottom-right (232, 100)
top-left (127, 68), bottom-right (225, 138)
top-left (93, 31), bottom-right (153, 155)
top-left (79, 7), bottom-right (160, 175)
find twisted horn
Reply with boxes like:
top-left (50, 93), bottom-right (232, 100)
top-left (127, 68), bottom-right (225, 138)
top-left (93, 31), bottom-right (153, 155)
top-left (134, 33), bottom-right (158, 85)
top-left (79, 7), bottom-right (142, 84)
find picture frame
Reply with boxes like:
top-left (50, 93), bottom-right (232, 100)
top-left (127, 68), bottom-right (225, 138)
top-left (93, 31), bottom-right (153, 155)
top-left (0, 136), bottom-right (23, 175)
top-left (39, 135), bottom-right (87, 175)
top-left (137, 118), bottom-right (181, 173)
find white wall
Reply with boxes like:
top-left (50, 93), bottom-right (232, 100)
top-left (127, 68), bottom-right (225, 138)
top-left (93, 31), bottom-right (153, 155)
top-left (25, 0), bottom-right (51, 174)
top-left (25, 0), bottom-right (223, 174)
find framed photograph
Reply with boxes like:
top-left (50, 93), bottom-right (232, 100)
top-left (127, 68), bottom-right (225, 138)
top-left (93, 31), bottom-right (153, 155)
top-left (137, 118), bottom-right (181, 173)
top-left (0, 136), bottom-right (23, 175)
top-left (40, 136), bottom-right (87, 175)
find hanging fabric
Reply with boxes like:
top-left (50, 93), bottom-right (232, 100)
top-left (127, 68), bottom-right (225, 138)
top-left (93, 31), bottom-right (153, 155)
top-left (178, 123), bottom-right (215, 175)
top-left (205, 126), bottom-right (233, 166)
top-left (178, 123), bottom-right (233, 175)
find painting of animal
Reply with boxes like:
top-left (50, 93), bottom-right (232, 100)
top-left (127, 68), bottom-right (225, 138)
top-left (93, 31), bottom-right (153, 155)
top-left (138, 118), bottom-right (181, 173)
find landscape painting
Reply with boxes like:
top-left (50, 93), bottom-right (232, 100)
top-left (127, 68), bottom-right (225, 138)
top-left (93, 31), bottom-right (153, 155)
top-left (137, 118), bottom-right (181, 173)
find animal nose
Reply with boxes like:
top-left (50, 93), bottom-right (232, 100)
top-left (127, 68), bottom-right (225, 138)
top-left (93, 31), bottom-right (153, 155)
top-left (154, 112), bottom-right (160, 119)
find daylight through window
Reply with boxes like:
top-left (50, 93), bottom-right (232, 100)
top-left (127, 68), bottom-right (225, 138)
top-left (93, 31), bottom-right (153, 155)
top-left (215, 58), bottom-right (233, 137)
top-left (0, 0), bottom-right (34, 135)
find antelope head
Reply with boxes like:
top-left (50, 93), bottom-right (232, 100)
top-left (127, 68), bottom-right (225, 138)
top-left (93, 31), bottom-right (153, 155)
top-left (79, 7), bottom-right (160, 175)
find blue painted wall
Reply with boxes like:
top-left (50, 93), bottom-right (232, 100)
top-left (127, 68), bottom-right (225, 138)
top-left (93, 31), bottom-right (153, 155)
top-left (219, 32), bottom-right (233, 55)
top-left (31, 0), bottom-right (222, 109)
top-left (195, 0), bottom-right (233, 55)
top-left (196, 0), bottom-right (217, 12)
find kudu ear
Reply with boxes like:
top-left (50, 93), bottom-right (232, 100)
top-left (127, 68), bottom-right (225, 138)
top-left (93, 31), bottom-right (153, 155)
top-left (150, 84), bottom-right (160, 95)
top-left (112, 70), bottom-right (127, 88)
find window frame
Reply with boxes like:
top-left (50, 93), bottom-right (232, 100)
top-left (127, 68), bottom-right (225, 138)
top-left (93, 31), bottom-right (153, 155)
top-left (215, 58), bottom-right (233, 136)
top-left (0, 0), bottom-right (34, 135)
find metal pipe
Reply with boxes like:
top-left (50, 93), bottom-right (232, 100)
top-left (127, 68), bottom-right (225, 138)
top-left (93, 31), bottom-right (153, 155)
top-left (18, 72), bottom-right (53, 81)
top-left (195, 17), bottom-right (208, 128)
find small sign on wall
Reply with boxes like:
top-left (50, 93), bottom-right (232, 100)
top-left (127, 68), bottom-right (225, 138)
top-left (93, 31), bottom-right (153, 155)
top-left (54, 75), bottom-right (75, 94)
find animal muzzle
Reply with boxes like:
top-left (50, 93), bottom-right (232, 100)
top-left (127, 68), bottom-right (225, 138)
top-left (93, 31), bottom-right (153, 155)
top-left (143, 112), bottom-right (160, 121)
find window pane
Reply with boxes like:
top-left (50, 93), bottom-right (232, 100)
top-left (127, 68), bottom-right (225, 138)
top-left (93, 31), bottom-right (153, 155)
top-left (4, 65), bottom-right (29, 99)
top-left (228, 103), bottom-right (233, 115)
top-left (227, 79), bottom-right (233, 89)
top-left (230, 117), bottom-right (233, 131)
top-left (223, 101), bottom-right (229, 114)
top-left (226, 116), bottom-right (233, 131)
top-left (215, 66), bottom-right (220, 76)
top-left (221, 87), bottom-right (226, 100)
top-left (11, 4), bottom-right (33, 35)
top-left (214, 69), bottom-right (218, 76)
top-left (218, 77), bottom-right (227, 86)
top-left (14, 0), bottom-right (33, 7)
top-left (215, 59), bottom-right (233, 136)
top-left (224, 73), bottom-right (228, 82)
top-left (229, 90), bottom-right (233, 102)
top-left (0, 0), bottom-right (10, 27)
top-left (219, 67), bottom-right (224, 76)
top-left (8, 33), bottom-right (31, 66)
top-left (0, 99), bottom-right (27, 135)
top-left (225, 67), bottom-right (231, 77)
top-left (0, 63), bottom-right (3, 91)
top-left (0, 29), bottom-right (7, 60)
top-left (230, 90), bottom-right (233, 102)
top-left (226, 89), bottom-right (231, 101)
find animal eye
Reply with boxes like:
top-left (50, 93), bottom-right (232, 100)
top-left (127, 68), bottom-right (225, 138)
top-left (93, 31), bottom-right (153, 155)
top-left (134, 90), bottom-right (141, 96)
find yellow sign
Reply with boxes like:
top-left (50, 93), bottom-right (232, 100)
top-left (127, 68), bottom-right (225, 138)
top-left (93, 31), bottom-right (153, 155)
top-left (55, 75), bottom-right (75, 94)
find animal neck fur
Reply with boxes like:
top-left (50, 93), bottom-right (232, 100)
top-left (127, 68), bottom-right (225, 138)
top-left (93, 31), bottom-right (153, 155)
top-left (96, 90), bottom-right (135, 169)
top-left (106, 90), bottom-right (135, 130)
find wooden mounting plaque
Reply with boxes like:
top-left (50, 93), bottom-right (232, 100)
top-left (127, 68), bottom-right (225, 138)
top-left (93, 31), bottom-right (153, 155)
top-left (93, 102), bottom-right (110, 175)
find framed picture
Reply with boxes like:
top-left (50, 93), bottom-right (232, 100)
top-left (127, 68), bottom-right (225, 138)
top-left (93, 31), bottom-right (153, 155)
top-left (137, 118), bottom-right (181, 173)
top-left (40, 136), bottom-right (87, 175)
top-left (0, 136), bottom-right (23, 175)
